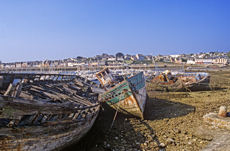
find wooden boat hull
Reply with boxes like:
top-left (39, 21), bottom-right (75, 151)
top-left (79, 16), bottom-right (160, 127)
top-left (0, 105), bottom-right (100, 151)
top-left (0, 73), bottom-right (100, 151)
top-left (151, 72), bottom-right (211, 92)
top-left (100, 72), bottom-right (147, 119)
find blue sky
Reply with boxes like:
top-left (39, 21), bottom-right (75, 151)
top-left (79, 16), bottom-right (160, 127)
top-left (0, 0), bottom-right (229, 62)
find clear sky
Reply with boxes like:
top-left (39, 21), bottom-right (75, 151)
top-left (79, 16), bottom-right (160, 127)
top-left (0, 0), bottom-right (229, 63)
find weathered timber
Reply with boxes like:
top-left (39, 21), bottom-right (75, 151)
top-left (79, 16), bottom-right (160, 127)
top-left (151, 71), bottom-right (211, 92)
top-left (19, 91), bottom-right (34, 100)
top-left (3, 83), bottom-right (13, 96)
top-left (15, 83), bottom-right (23, 97)
top-left (0, 73), bottom-right (100, 151)
top-left (96, 68), bottom-right (147, 119)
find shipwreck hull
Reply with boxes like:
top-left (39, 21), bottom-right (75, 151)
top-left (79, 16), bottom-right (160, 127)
top-left (107, 90), bottom-right (144, 119)
top-left (0, 73), bottom-right (100, 151)
top-left (184, 75), bottom-right (211, 91)
top-left (0, 106), bottom-right (100, 151)
top-left (151, 72), bottom-right (211, 92)
top-left (100, 72), bottom-right (146, 119)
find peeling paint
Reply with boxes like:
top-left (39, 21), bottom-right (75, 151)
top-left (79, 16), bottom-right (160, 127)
top-left (96, 68), bottom-right (146, 119)
top-left (0, 73), bottom-right (100, 150)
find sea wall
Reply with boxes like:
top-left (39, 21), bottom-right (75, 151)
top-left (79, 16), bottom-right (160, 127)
top-left (203, 113), bottom-right (230, 130)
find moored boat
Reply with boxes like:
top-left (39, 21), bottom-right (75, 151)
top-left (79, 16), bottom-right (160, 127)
top-left (0, 73), bottom-right (100, 151)
top-left (96, 68), bottom-right (147, 119)
top-left (151, 70), bottom-right (211, 92)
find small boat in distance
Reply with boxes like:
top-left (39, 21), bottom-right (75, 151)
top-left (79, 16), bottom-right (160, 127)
top-left (96, 68), bottom-right (147, 119)
top-left (151, 70), bottom-right (211, 92)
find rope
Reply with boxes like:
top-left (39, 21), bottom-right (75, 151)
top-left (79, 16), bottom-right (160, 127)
top-left (107, 85), bottom-right (125, 134)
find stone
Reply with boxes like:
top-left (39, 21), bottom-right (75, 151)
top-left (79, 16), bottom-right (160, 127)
top-left (146, 134), bottom-right (154, 142)
top-left (173, 128), bottom-right (181, 134)
top-left (221, 121), bottom-right (227, 125)
top-left (219, 106), bottom-right (227, 117)
top-left (193, 127), bottom-right (213, 141)
top-left (206, 117), bottom-right (214, 122)
top-left (181, 130), bottom-right (188, 134)
top-left (166, 138), bottom-right (175, 145)
top-left (148, 141), bottom-right (158, 147)
top-left (217, 124), bottom-right (227, 129)
top-left (192, 138), bottom-right (197, 142)
top-left (159, 143), bottom-right (166, 147)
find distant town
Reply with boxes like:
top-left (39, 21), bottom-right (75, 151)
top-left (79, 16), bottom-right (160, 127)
top-left (0, 51), bottom-right (229, 69)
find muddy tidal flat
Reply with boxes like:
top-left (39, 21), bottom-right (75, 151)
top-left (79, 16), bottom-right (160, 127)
top-left (65, 71), bottom-right (230, 151)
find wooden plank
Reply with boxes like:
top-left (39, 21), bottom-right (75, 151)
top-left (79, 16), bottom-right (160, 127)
top-left (91, 87), bottom-right (105, 94)
top-left (71, 96), bottom-right (93, 106)
top-left (4, 83), bottom-right (13, 96)
top-left (15, 83), bottom-right (23, 97)
top-left (31, 85), bottom-right (46, 91)
top-left (0, 76), bottom-right (3, 88)
top-left (19, 91), bottom-right (34, 100)
top-left (68, 84), bottom-right (81, 91)
top-left (43, 92), bottom-right (61, 101)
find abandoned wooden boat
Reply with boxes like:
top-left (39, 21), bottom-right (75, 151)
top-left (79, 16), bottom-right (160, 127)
top-left (151, 70), bottom-right (211, 92)
top-left (0, 73), bottom-right (100, 151)
top-left (95, 68), bottom-right (147, 119)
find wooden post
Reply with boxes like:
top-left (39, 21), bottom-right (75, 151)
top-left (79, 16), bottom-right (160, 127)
top-left (219, 106), bottom-right (227, 117)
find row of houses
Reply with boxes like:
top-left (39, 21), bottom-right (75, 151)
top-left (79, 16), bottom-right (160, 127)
top-left (98, 54), bottom-right (150, 61)
top-left (0, 53), bottom-right (151, 69)
top-left (0, 60), bottom-right (108, 69)
top-left (0, 52), bottom-right (228, 69)
top-left (186, 56), bottom-right (229, 64)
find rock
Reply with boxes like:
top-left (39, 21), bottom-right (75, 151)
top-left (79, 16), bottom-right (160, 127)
top-left (148, 141), bottom-right (158, 147)
top-left (159, 143), bottom-right (166, 147)
top-left (181, 130), bottom-right (188, 134)
top-left (192, 138), bottom-right (197, 142)
top-left (166, 138), bottom-right (175, 145)
top-left (173, 128), bottom-right (181, 134)
top-left (146, 134), bottom-right (154, 142)
top-left (128, 137), bottom-right (136, 141)
top-left (219, 106), bottom-right (227, 117)
top-left (193, 127), bottom-right (213, 141)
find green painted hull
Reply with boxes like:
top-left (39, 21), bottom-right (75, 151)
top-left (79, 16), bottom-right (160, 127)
top-left (100, 72), bottom-right (147, 119)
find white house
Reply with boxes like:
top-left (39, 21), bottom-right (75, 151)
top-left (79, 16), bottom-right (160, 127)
top-left (170, 54), bottom-right (181, 58)
top-left (195, 57), bottom-right (213, 64)
top-left (108, 55), bottom-right (116, 61)
top-left (117, 56), bottom-right (124, 61)
top-left (187, 57), bottom-right (195, 64)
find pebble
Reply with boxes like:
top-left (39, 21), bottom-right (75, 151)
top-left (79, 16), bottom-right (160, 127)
top-left (159, 143), bottom-right (166, 147)
top-left (166, 138), bottom-right (175, 145)
top-left (173, 128), bottom-right (181, 134)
